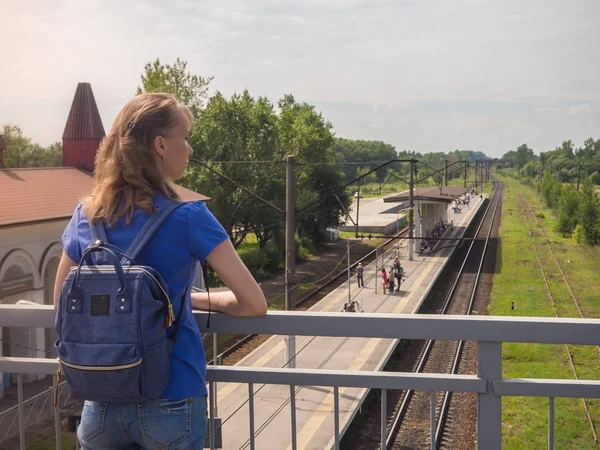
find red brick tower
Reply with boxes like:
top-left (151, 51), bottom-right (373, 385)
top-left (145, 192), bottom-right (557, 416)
top-left (62, 83), bottom-right (105, 172)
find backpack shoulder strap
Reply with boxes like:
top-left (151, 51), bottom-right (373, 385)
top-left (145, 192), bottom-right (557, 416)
top-left (124, 201), bottom-right (187, 262)
top-left (90, 221), bottom-right (109, 243)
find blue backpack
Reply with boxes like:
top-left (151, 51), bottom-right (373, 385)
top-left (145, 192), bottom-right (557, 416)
top-left (55, 201), bottom-right (190, 402)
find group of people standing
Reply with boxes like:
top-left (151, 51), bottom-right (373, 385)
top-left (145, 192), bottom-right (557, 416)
top-left (380, 258), bottom-right (404, 294)
top-left (355, 257), bottom-right (405, 295)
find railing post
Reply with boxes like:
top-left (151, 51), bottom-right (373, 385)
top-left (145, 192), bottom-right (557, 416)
top-left (18, 373), bottom-right (25, 450)
top-left (381, 388), bottom-right (387, 449)
top-left (53, 375), bottom-right (62, 450)
top-left (334, 386), bottom-right (340, 450)
top-left (430, 391), bottom-right (436, 450)
top-left (213, 333), bottom-right (218, 417)
top-left (248, 383), bottom-right (255, 450)
top-left (548, 397), bottom-right (554, 450)
top-left (477, 342), bottom-right (502, 450)
top-left (209, 381), bottom-right (216, 450)
top-left (290, 385), bottom-right (297, 450)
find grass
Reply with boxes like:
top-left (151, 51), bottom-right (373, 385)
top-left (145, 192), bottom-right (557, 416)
top-left (24, 431), bottom-right (77, 450)
top-left (490, 172), bottom-right (600, 449)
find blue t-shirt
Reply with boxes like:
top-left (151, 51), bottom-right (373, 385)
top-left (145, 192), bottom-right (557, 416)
top-left (61, 194), bottom-right (229, 398)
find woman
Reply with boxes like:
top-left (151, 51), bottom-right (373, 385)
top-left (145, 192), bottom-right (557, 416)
top-left (54, 93), bottom-right (267, 449)
top-left (381, 268), bottom-right (388, 294)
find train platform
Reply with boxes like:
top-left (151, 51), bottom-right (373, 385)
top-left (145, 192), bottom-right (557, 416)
top-left (212, 194), bottom-right (487, 450)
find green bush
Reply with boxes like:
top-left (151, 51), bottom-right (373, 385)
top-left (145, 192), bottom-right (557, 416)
top-left (264, 240), bottom-right (283, 272)
top-left (573, 224), bottom-right (582, 244)
top-left (535, 211), bottom-right (545, 218)
top-left (239, 248), bottom-right (269, 278)
top-left (555, 211), bottom-right (573, 237)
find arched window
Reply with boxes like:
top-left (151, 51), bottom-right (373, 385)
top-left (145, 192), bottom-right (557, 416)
top-left (0, 264), bottom-right (34, 302)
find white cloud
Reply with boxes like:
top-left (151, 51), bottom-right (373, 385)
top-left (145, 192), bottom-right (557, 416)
top-left (566, 104), bottom-right (593, 117)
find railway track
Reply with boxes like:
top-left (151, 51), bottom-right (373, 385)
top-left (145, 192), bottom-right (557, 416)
top-left (205, 231), bottom-right (410, 446)
top-left (382, 179), bottom-right (502, 450)
top-left (207, 228), bottom-right (409, 365)
top-left (518, 193), bottom-right (598, 443)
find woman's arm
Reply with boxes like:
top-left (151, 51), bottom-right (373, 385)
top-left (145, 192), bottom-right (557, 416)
top-left (191, 239), bottom-right (267, 316)
top-left (53, 251), bottom-right (78, 310)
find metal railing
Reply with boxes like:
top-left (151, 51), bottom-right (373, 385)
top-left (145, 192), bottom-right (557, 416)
top-left (0, 378), bottom-right (74, 442)
top-left (1, 305), bottom-right (600, 450)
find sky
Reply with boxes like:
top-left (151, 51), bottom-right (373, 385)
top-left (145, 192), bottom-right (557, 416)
top-left (1, 0), bottom-right (599, 158)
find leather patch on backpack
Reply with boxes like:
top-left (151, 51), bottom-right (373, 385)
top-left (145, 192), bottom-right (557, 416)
top-left (90, 295), bottom-right (110, 316)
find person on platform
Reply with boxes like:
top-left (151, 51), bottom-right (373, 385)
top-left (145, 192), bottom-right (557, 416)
top-left (356, 262), bottom-right (364, 287)
top-left (381, 268), bottom-right (388, 294)
top-left (393, 258), bottom-right (403, 291)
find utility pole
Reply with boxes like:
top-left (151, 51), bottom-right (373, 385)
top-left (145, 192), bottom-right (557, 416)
top-left (284, 155), bottom-right (296, 368)
top-left (396, 210), bottom-right (401, 254)
top-left (347, 237), bottom-right (351, 305)
top-left (444, 159), bottom-right (448, 186)
top-left (474, 161), bottom-right (478, 191)
top-left (408, 160), bottom-right (415, 261)
top-left (577, 164), bottom-right (582, 191)
top-left (464, 161), bottom-right (468, 188)
top-left (481, 161), bottom-right (485, 187)
top-left (355, 179), bottom-right (361, 238)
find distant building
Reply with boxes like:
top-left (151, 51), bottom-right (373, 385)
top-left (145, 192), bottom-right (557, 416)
top-left (0, 83), bottom-right (208, 396)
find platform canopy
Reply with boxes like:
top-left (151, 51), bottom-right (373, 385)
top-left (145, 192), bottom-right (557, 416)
top-left (383, 186), bottom-right (469, 204)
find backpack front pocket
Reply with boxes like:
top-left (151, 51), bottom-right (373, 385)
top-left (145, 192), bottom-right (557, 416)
top-left (57, 341), bottom-right (144, 402)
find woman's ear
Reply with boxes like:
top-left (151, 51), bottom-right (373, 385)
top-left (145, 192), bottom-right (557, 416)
top-left (153, 135), bottom-right (165, 156)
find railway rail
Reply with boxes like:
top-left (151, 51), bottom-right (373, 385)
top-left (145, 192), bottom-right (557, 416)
top-left (518, 194), bottom-right (598, 443)
top-left (381, 179), bottom-right (502, 449)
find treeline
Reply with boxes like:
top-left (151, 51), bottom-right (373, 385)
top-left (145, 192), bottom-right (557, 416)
top-left (499, 140), bottom-right (600, 184)
top-left (499, 140), bottom-right (600, 246)
top-left (331, 138), bottom-right (488, 188)
top-left (1, 125), bottom-right (62, 168)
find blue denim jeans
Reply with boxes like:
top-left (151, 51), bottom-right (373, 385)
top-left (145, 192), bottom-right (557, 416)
top-left (78, 396), bottom-right (207, 450)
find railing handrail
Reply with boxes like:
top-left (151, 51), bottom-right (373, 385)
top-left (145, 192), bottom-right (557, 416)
top-left (3, 305), bottom-right (599, 345)
top-left (3, 305), bottom-right (600, 449)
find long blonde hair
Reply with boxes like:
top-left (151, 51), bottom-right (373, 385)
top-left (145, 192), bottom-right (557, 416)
top-left (84, 93), bottom-right (193, 226)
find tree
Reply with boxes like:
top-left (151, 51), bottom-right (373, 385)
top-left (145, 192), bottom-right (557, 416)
top-left (575, 138), bottom-right (596, 162)
top-left (514, 144), bottom-right (535, 172)
top-left (183, 91), bottom-right (283, 249)
top-left (540, 173), bottom-right (561, 208)
top-left (2, 125), bottom-right (62, 168)
top-left (277, 94), bottom-right (349, 243)
top-left (136, 58), bottom-right (213, 116)
top-left (578, 179), bottom-right (599, 245)
top-left (554, 186), bottom-right (579, 236)
top-left (555, 211), bottom-right (574, 237)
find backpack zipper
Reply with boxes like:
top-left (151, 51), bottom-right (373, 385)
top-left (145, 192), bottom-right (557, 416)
top-left (69, 266), bottom-right (176, 325)
top-left (59, 358), bottom-right (142, 371)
